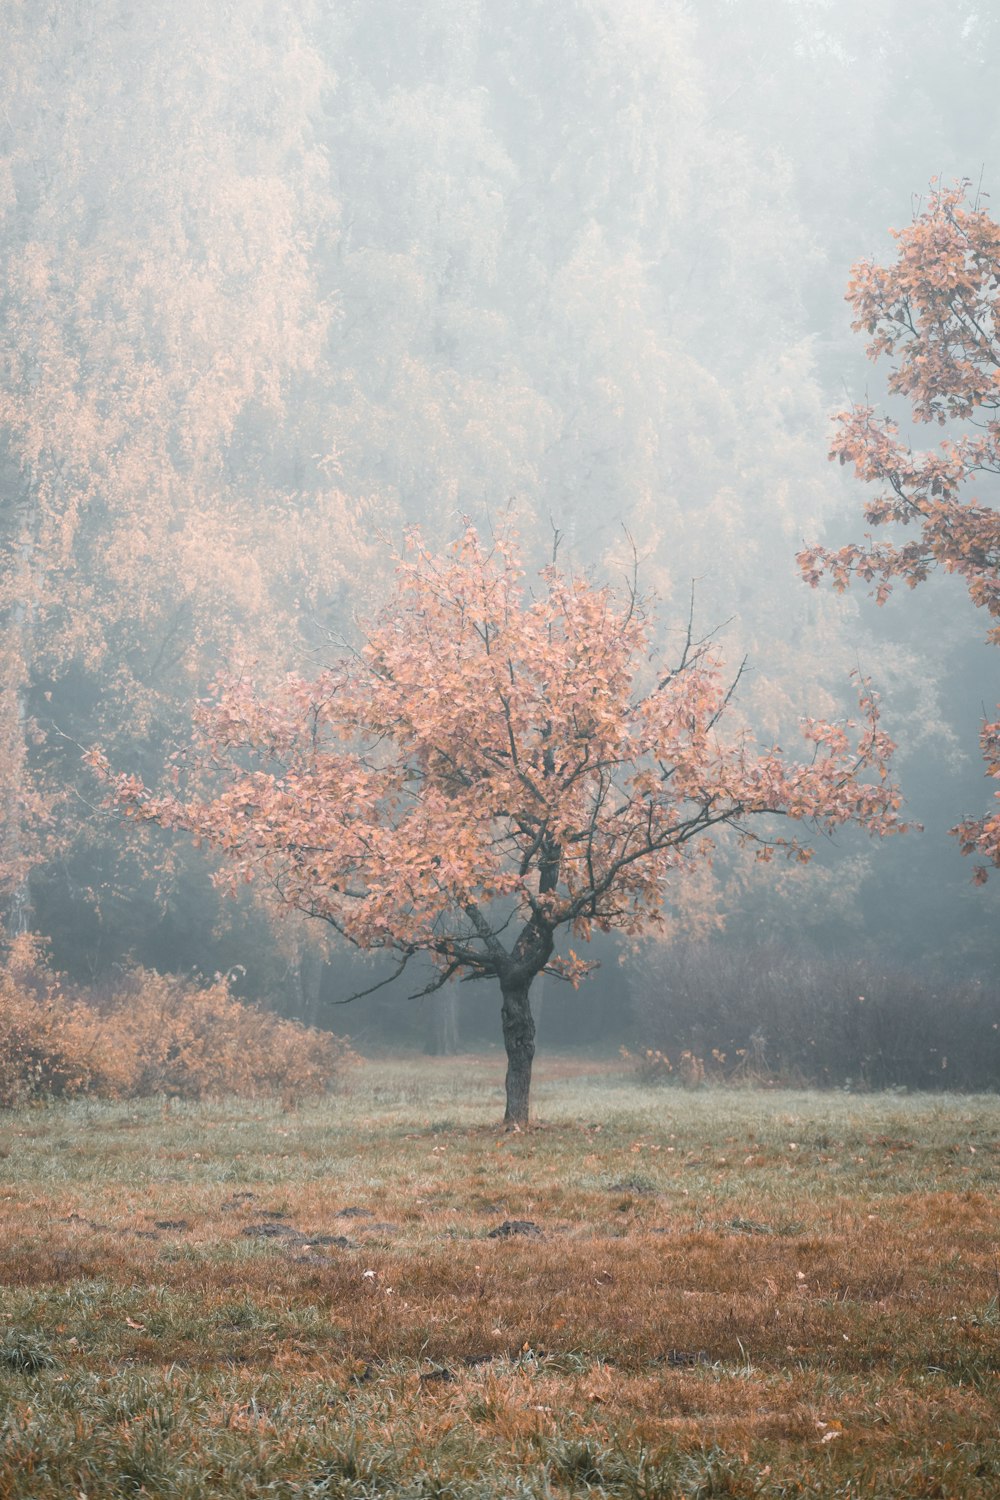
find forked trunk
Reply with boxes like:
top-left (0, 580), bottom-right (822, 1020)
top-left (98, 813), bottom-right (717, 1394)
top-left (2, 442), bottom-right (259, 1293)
top-left (500, 976), bottom-right (536, 1125)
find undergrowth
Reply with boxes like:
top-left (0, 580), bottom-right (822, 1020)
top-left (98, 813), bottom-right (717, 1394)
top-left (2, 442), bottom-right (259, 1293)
top-left (0, 934), bottom-right (354, 1106)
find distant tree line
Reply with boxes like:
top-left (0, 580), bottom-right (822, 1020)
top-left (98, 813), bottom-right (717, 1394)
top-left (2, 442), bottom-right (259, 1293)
top-left (0, 1), bottom-right (997, 1044)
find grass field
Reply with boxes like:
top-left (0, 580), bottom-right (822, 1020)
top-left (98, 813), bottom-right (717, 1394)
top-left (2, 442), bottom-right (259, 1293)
top-left (1, 1053), bottom-right (998, 1498)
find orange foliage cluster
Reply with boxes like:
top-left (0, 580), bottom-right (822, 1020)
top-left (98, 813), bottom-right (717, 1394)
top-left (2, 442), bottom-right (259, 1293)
top-left (0, 936), bottom-right (352, 1109)
top-left (102, 525), bottom-right (906, 964)
top-left (798, 180), bottom-right (1000, 874)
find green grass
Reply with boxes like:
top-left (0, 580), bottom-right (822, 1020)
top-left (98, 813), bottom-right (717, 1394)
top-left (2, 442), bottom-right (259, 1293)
top-left (1, 1054), bottom-right (998, 1497)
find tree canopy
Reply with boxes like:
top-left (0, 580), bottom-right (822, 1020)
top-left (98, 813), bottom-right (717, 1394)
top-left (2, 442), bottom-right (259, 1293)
top-left (799, 181), bottom-right (1000, 877)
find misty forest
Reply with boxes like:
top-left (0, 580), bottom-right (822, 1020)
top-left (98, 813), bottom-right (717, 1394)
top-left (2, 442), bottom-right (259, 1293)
top-left (2, 4), bottom-right (999, 1497)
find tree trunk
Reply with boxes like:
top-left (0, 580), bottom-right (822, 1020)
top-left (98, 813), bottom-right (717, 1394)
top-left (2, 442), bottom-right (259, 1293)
top-left (292, 941), bottom-right (325, 1028)
top-left (1, 473), bottom-right (37, 940)
top-left (425, 987), bottom-right (459, 1055)
top-left (500, 976), bottom-right (535, 1125)
top-left (531, 968), bottom-right (545, 1039)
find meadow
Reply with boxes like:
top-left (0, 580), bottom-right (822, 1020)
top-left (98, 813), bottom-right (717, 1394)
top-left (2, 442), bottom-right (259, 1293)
top-left (1, 1054), bottom-right (998, 1498)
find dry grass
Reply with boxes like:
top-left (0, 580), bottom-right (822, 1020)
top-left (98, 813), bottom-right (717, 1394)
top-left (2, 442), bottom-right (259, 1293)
top-left (1, 1054), bottom-right (998, 1497)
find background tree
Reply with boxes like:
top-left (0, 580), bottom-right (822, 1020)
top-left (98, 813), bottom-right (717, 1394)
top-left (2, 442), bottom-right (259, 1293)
top-left (0, 1), bottom-right (375, 988)
top-left (799, 182), bottom-right (1000, 877)
top-left (101, 526), bottom-right (905, 1122)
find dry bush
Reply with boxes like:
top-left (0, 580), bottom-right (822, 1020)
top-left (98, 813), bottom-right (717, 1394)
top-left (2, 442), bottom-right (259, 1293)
top-left (0, 936), bottom-right (354, 1106)
top-left (631, 943), bottom-right (1000, 1090)
top-left (620, 1046), bottom-right (714, 1088)
top-left (620, 1046), bottom-right (675, 1086)
top-left (0, 936), bottom-right (114, 1107)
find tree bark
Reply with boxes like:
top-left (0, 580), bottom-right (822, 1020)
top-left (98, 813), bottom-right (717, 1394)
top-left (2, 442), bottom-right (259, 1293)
top-left (500, 976), bottom-right (535, 1125)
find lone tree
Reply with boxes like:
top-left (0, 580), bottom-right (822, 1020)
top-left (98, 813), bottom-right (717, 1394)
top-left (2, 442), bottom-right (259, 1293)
top-left (101, 526), bottom-right (905, 1123)
top-left (799, 179), bottom-right (1000, 877)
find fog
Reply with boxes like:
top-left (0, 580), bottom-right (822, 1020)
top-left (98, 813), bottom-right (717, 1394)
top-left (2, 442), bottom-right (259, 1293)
top-left (2, 1), bottom-right (997, 1070)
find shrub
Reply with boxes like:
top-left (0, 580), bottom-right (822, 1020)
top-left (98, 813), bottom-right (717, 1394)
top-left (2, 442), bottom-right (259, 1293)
top-left (0, 935), bottom-right (113, 1106)
top-left (0, 936), bottom-right (354, 1106)
top-left (620, 1046), bottom-right (675, 1086)
top-left (630, 943), bottom-right (1000, 1091)
top-left (94, 967), bottom-right (355, 1102)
